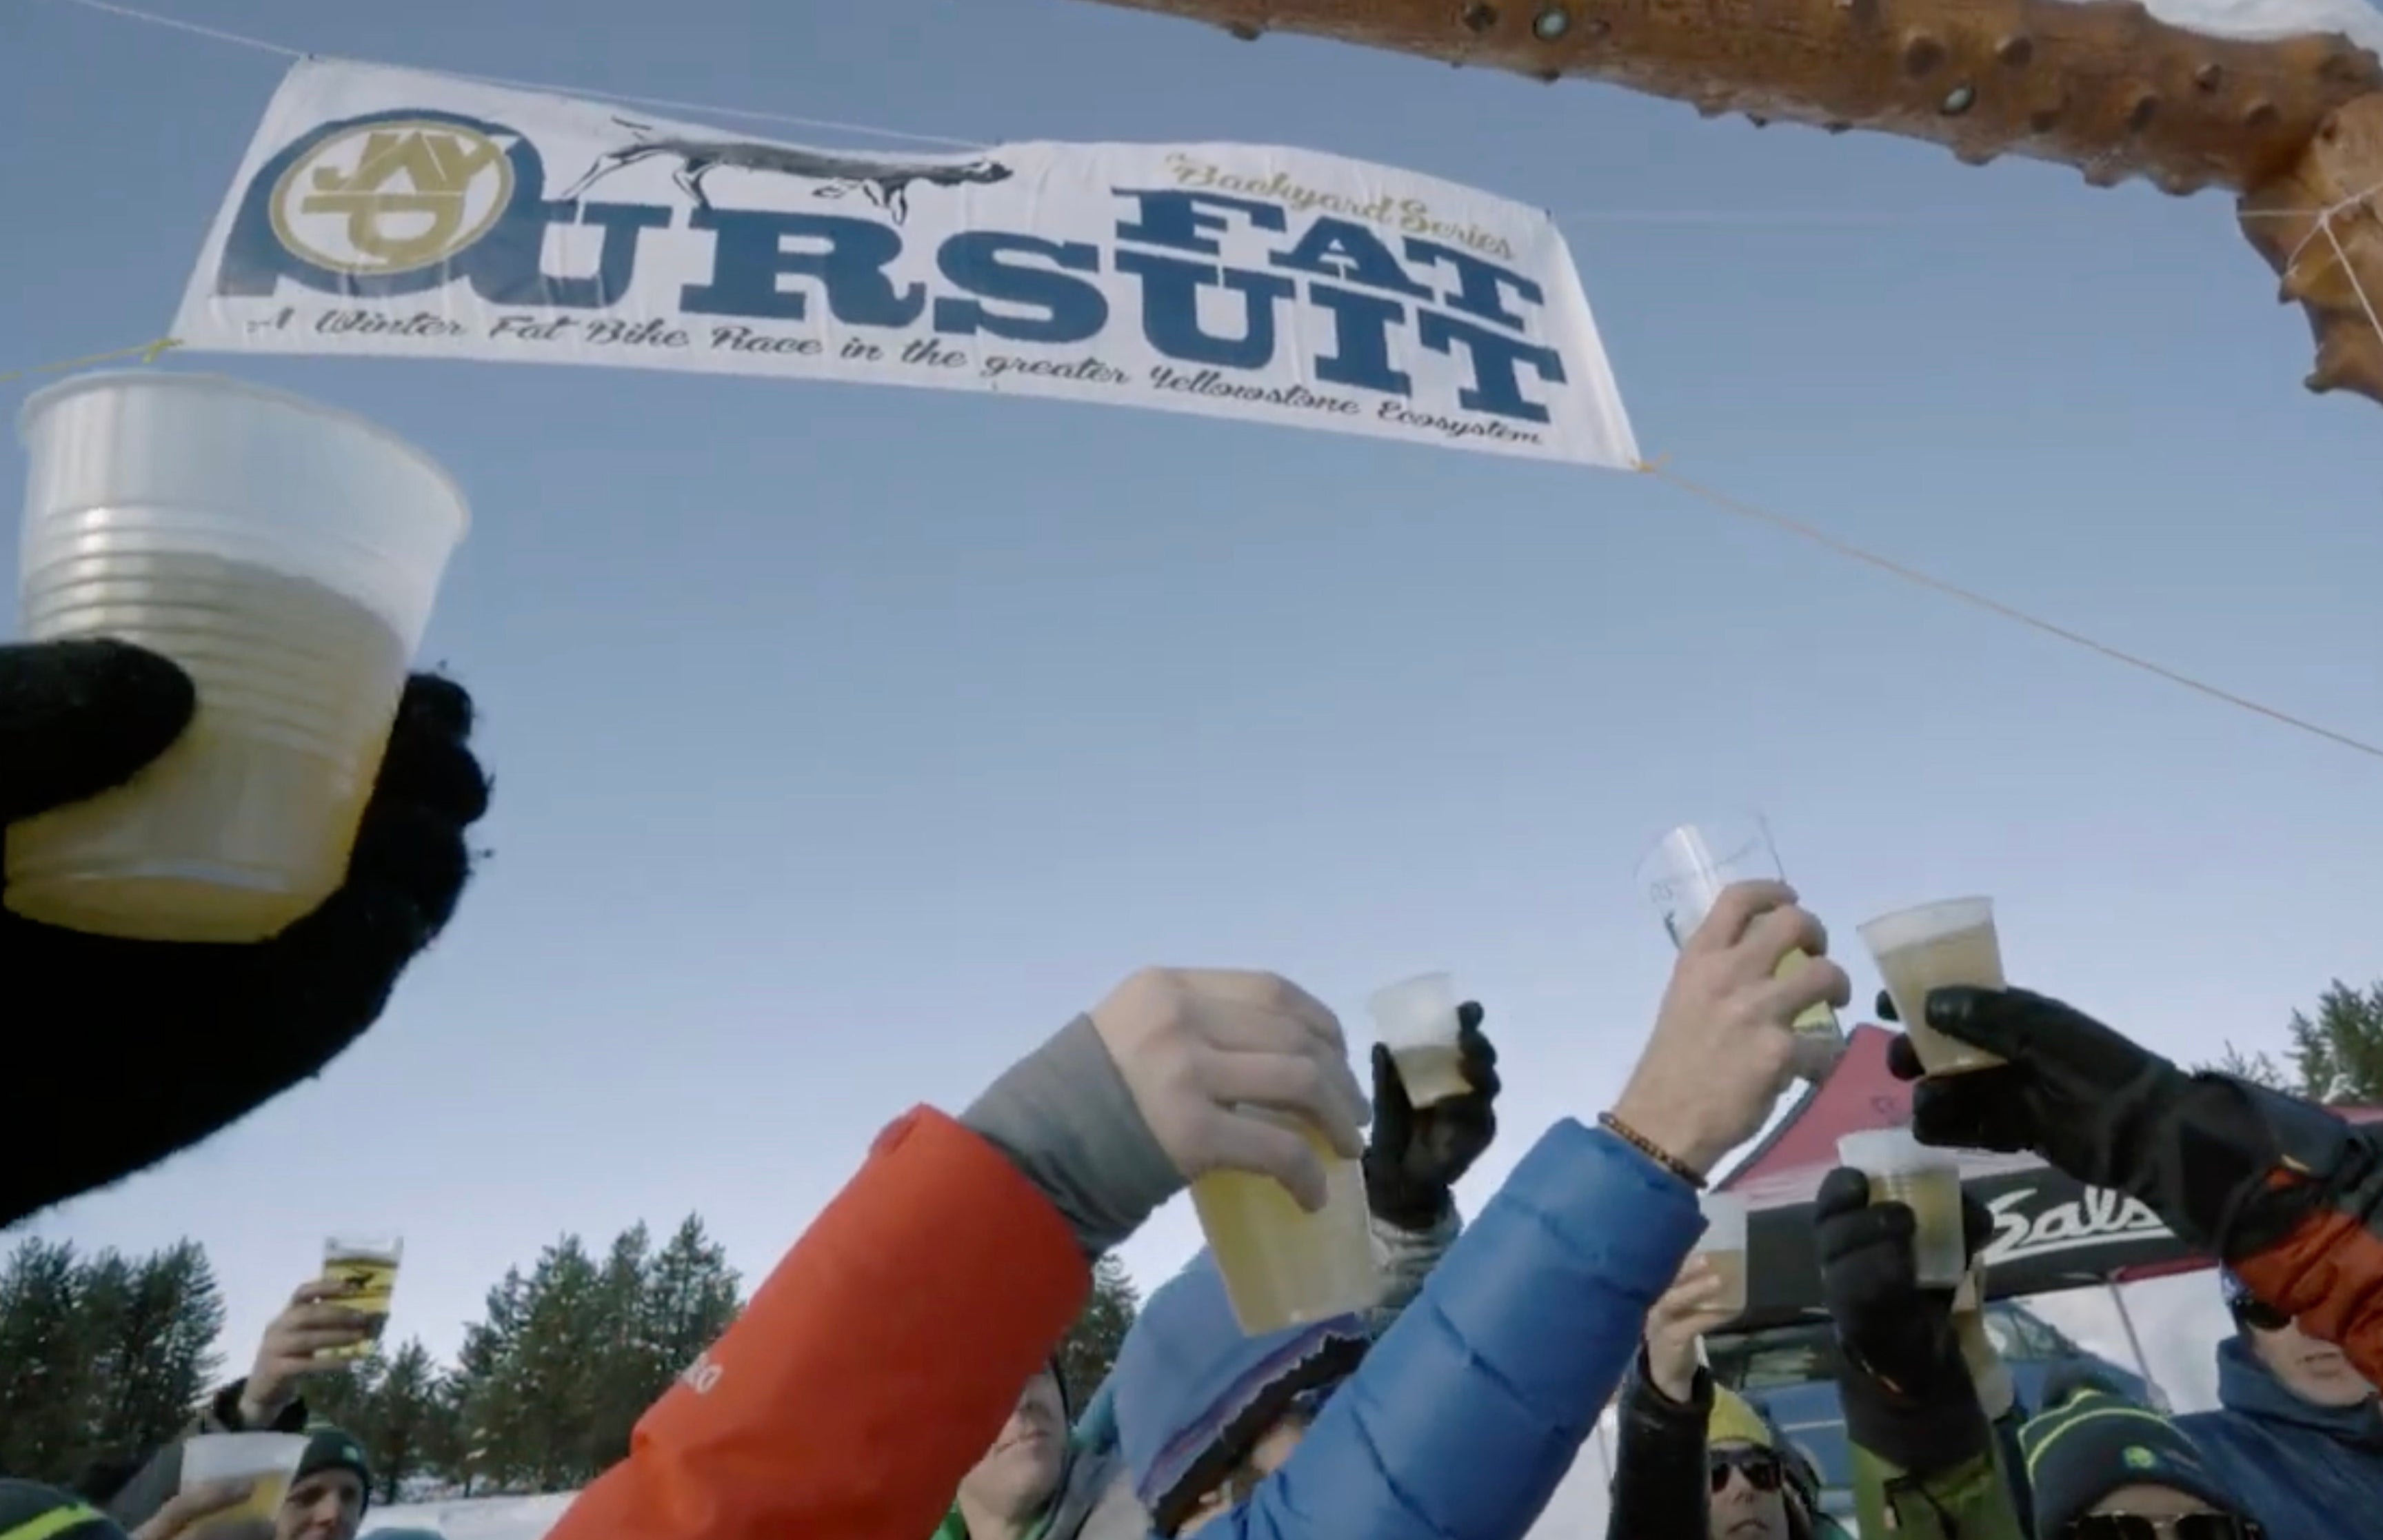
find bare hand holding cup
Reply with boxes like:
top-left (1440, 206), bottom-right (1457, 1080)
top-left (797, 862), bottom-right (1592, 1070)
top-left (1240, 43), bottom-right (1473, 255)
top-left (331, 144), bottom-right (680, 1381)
top-left (1613, 880), bottom-right (1851, 1178)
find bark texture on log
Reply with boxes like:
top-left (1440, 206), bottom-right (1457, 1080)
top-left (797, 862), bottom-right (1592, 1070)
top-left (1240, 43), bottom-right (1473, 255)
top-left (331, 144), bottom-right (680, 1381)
top-left (1078, 0), bottom-right (2383, 404)
top-left (2239, 92), bottom-right (2383, 401)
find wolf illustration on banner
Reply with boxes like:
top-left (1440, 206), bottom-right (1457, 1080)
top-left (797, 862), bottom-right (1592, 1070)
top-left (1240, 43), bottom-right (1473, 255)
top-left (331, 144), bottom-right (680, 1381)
top-left (556, 118), bottom-right (1015, 223)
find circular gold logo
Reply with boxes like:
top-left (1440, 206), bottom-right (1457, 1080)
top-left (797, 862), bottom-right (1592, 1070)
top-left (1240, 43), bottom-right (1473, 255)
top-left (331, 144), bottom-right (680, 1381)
top-left (268, 119), bottom-right (514, 275)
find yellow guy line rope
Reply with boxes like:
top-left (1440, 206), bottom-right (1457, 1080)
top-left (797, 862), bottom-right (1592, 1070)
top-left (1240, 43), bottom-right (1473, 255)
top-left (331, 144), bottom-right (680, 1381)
top-left (0, 337), bottom-right (181, 388)
top-left (1627, 457), bottom-right (2383, 764)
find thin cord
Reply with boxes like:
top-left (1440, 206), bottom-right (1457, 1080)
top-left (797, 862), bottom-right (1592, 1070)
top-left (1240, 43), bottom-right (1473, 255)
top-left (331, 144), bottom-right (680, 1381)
top-left (21, 0), bottom-right (2382, 764)
top-left (0, 336), bottom-right (179, 386)
top-left (1, 332), bottom-right (2371, 764)
top-left (37, 0), bottom-right (2078, 223)
top-left (1630, 459), bottom-right (2383, 764)
top-left (33, 0), bottom-right (989, 147)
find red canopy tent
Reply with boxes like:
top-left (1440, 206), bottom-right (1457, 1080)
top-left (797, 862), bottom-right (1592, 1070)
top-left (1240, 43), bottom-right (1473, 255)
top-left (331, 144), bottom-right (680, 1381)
top-left (1712, 1024), bottom-right (2383, 1333)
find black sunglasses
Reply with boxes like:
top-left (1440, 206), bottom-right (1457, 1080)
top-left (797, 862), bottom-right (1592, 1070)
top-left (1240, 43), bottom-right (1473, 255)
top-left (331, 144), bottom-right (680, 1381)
top-left (1708, 1448), bottom-right (1784, 1494)
top-left (2062, 1516), bottom-right (2264, 1540)
top-left (2231, 1297), bottom-right (2292, 1333)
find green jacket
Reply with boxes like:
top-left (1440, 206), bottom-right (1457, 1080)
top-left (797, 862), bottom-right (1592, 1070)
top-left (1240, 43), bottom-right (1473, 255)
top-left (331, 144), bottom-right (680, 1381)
top-left (1848, 1406), bottom-right (2031, 1540)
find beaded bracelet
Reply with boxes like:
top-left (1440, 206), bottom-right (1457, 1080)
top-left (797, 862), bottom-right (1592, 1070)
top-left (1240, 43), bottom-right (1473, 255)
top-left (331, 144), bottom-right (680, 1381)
top-left (1598, 1110), bottom-right (1707, 1191)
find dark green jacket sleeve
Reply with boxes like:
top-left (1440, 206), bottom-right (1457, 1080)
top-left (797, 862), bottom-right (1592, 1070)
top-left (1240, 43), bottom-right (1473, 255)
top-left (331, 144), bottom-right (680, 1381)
top-left (1849, 1427), bottom-right (2027, 1540)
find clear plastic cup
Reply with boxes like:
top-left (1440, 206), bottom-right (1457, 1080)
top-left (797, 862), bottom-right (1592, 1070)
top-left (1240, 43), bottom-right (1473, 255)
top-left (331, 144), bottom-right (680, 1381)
top-left (180, 1431), bottom-right (309, 1528)
top-left (1366, 971), bottom-right (1470, 1108)
top-left (1692, 1191), bottom-right (1749, 1317)
top-left (319, 1231), bottom-right (403, 1361)
top-left (1636, 815), bottom-right (1844, 1073)
top-left (1838, 1128), bottom-right (1968, 1288)
top-left (7, 372), bottom-right (469, 942)
top-left (1858, 898), bottom-right (2007, 1075)
top-left (1189, 1111), bottom-right (1378, 1336)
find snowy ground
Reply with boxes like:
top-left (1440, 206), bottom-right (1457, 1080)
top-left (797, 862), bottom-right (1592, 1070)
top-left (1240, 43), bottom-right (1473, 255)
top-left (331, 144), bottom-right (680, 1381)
top-left (363, 1273), bottom-right (2231, 1540)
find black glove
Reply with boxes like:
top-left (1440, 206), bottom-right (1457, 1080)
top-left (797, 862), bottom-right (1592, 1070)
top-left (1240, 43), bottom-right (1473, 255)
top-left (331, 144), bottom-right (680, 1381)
top-left (1363, 1003), bottom-right (1499, 1230)
top-left (1816, 1164), bottom-right (1995, 1475)
top-left (1878, 986), bottom-right (2342, 1262)
top-left (0, 639), bottom-right (490, 1226)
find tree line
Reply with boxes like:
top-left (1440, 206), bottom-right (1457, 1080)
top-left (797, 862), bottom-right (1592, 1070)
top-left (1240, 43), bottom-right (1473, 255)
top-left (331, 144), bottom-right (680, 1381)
top-left (2211, 977), bottom-right (2383, 1104)
top-left (0, 1217), bottom-right (1143, 1502)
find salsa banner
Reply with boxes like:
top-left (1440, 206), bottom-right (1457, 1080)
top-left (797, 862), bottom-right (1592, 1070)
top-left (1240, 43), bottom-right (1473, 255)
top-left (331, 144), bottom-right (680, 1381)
top-left (173, 59), bottom-right (1640, 467)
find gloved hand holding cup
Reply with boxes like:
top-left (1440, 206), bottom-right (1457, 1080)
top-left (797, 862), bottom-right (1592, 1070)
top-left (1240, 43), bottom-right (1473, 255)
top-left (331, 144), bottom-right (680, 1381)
top-left (6, 372), bottom-right (468, 943)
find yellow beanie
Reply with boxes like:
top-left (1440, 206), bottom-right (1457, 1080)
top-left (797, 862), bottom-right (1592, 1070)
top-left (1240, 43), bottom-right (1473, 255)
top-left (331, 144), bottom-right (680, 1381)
top-left (1708, 1387), bottom-right (1775, 1450)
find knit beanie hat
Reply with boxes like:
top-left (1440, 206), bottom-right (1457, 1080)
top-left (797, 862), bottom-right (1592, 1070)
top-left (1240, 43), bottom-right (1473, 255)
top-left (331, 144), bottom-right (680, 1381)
top-left (1708, 1386), bottom-right (1776, 1450)
top-left (2018, 1388), bottom-right (2239, 1535)
top-left (295, 1426), bottom-right (373, 1514)
top-left (0, 1481), bottom-right (128, 1540)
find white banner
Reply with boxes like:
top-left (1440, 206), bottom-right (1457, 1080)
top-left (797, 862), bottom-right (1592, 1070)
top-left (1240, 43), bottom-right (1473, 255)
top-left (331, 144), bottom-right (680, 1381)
top-left (173, 60), bottom-right (1638, 467)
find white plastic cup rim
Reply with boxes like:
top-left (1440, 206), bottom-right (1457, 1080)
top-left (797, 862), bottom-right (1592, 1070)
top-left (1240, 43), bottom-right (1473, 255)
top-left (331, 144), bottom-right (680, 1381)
top-left (1837, 1127), bottom-right (1957, 1175)
top-left (325, 1233), bottom-right (403, 1261)
top-left (179, 1431), bottom-right (308, 1489)
top-left (1857, 897), bottom-right (1996, 956)
top-left (1367, 971), bottom-right (1460, 1053)
top-left (17, 371), bottom-right (473, 543)
top-left (1696, 1191), bottom-right (1749, 1248)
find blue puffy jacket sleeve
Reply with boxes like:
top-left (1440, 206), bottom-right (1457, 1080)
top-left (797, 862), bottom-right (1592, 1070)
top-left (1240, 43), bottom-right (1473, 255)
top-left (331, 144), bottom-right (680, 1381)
top-left (1215, 1120), bottom-right (1702, 1540)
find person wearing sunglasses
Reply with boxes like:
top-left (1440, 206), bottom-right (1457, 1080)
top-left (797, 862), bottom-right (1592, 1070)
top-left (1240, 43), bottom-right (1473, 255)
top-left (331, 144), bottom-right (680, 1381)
top-left (2020, 1381), bottom-right (2262, 1540)
top-left (1707, 1426), bottom-right (1793, 1540)
top-left (2168, 1270), bottom-right (2383, 1540)
top-left (1605, 1259), bottom-right (1841, 1540)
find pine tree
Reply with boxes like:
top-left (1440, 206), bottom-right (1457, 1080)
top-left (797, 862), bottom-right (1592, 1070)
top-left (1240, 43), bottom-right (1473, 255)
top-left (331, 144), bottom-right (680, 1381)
top-left (1057, 1255), bottom-right (1139, 1408)
top-left (641, 1216), bottom-right (739, 1384)
top-left (0, 1238), bottom-right (90, 1481)
top-left (78, 1242), bottom-right (223, 1466)
top-left (450, 1266), bottom-right (532, 1493)
top-left (362, 1340), bottom-right (449, 1503)
top-left (303, 1345), bottom-right (387, 1439)
top-left (2208, 977), bottom-right (2383, 1104)
top-left (584, 1224), bottom-right (658, 1478)
top-left (2282, 979), bottom-right (2383, 1104)
top-left (495, 1237), bottom-right (605, 1490)
top-left (0, 1238), bottom-right (223, 1486)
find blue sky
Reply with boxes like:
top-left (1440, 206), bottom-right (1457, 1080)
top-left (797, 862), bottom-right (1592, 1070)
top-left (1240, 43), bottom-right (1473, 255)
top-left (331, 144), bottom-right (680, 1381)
top-left (5, 0), bottom-right (2377, 1427)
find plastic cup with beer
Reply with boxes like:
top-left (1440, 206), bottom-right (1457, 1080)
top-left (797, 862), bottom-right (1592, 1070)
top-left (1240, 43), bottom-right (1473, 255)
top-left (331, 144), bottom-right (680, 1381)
top-left (179, 1431), bottom-right (308, 1530)
top-left (1857, 897), bottom-right (2007, 1075)
top-left (1636, 815), bottom-right (1844, 1069)
top-left (1365, 971), bottom-right (1469, 1108)
top-left (1691, 1191), bottom-right (1749, 1317)
top-left (1189, 1110), bottom-right (1378, 1337)
top-left (320, 1231), bottom-right (403, 1360)
top-left (6, 372), bottom-right (470, 943)
top-left (1837, 1128), bottom-right (1968, 1288)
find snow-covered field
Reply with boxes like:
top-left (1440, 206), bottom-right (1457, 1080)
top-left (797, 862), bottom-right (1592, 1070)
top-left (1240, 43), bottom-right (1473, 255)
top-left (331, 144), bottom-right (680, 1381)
top-left (370, 1495), bottom-right (577, 1540)
top-left (364, 1272), bottom-right (2231, 1540)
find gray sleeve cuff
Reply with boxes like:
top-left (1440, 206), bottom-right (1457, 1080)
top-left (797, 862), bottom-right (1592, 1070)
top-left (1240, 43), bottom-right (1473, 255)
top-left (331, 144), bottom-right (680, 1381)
top-left (963, 1014), bottom-right (1183, 1258)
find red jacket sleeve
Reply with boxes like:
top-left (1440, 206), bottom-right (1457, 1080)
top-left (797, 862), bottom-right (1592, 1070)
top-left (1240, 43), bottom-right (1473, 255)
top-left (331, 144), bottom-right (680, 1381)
top-left (2231, 1191), bottom-right (2383, 1387)
top-left (544, 1106), bottom-right (1089, 1540)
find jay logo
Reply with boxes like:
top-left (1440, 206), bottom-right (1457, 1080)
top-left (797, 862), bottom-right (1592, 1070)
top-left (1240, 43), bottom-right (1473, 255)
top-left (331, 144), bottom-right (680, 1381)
top-left (268, 119), bottom-right (515, 276)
